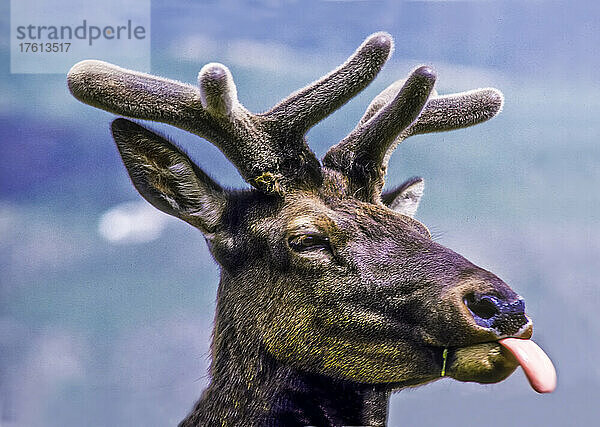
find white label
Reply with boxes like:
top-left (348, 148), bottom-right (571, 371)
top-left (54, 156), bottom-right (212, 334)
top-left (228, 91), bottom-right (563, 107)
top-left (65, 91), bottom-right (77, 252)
top-left (10, 0), bottom-right (151, 74)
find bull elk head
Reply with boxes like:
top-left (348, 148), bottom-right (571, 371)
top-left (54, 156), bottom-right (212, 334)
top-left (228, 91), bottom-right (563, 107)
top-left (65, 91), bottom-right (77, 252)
top-left (68, 32), bottom-right (556, 426)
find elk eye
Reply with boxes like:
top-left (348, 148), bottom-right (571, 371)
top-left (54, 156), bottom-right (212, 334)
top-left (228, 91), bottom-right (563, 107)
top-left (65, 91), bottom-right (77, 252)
top-left (288, 234), bottom-right (331, 252)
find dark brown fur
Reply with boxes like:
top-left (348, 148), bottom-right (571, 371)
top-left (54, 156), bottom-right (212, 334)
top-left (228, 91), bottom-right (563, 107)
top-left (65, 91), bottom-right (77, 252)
top-left (68, 33), bottom-right (529, 426)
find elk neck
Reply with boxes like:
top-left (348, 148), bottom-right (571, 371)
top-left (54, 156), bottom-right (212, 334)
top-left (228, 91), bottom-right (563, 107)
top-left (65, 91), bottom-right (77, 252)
top-left (180, 276), bottom-right (391, 427)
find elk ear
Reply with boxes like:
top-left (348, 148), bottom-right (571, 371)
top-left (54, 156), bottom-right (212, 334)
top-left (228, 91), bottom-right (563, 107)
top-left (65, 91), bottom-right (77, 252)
top-left (110, 118), bottom-right (227, 234)
top-left (381, 177), bottom-right (425, 218)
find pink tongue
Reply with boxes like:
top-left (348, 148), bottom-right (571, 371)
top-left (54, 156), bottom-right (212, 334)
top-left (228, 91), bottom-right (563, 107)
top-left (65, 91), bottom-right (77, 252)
top-left (499, 338), bottom-right (556, 393)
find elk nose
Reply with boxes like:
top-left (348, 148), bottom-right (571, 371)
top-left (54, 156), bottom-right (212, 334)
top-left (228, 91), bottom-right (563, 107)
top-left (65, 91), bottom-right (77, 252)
top-left (464, 293), bottom-right (530, 336)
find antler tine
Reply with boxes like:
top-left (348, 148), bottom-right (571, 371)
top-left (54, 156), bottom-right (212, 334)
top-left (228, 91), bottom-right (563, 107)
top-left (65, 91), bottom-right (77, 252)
top-left (198, 63), bottom-right (239, 117)
top-left (323, 66), bottom-right (437, 200)
top-left (264, 32), bottom-right (393, 134)
top-left (358, 82), bottom-right (503, 146)
top-left (403, 88), bottom-right (504, 137)
top-left (68, 60), bottom-right (213, 130)
top-left (359, 81), bottom-right (503, 136)
top-left (67, 59), bottom-right (246, 164)
top-left (67, 60), bottom-right (323, 193)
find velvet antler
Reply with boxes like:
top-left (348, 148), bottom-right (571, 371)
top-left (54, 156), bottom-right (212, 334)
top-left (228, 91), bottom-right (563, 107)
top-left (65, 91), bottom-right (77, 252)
top-left (67, 33), bottom-right (393, 193)
top-left (323, 70), bottom-right (503, 201)
top-left (68, 32), bottom-right (503, 199)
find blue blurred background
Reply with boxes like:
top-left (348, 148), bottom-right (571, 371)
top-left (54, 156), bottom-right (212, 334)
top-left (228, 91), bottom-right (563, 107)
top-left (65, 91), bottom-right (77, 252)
top-left (1, 1), bottom-right (599, 425)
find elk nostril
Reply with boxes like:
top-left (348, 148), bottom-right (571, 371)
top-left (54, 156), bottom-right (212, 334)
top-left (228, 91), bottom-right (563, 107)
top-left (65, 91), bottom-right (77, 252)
top-left (464, 293), bottom-right (500, 320)
top-left (463, 293), bottom-right (529, 336)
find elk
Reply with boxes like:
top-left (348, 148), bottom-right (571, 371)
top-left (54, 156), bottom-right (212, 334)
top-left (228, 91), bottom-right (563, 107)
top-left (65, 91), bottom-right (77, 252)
top-left (67, 32), bottom-right (555, 426)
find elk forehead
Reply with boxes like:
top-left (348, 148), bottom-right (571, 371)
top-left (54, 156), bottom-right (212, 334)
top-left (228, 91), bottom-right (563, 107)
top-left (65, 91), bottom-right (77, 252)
top-left (278, 190), bottom-right (431, 242)
top-left (346, 201), bottom-right (432, 239)
top-left (243, 194), bottom-right (334, 239)
top-left (286, 213), bottom-right (333, 235)
top-left (284, 194), bottom-right (336, 231)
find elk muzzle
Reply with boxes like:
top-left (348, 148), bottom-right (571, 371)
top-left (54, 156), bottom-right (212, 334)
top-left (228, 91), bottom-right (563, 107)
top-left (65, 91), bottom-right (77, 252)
top-left (445, 284), bottom-right (555, 393)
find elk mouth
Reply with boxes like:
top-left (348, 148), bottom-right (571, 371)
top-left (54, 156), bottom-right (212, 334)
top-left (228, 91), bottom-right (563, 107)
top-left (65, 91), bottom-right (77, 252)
top-left (440, 341), bottom-right (518, 385)
top-left (440, 337), bottom-right (556, 393)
